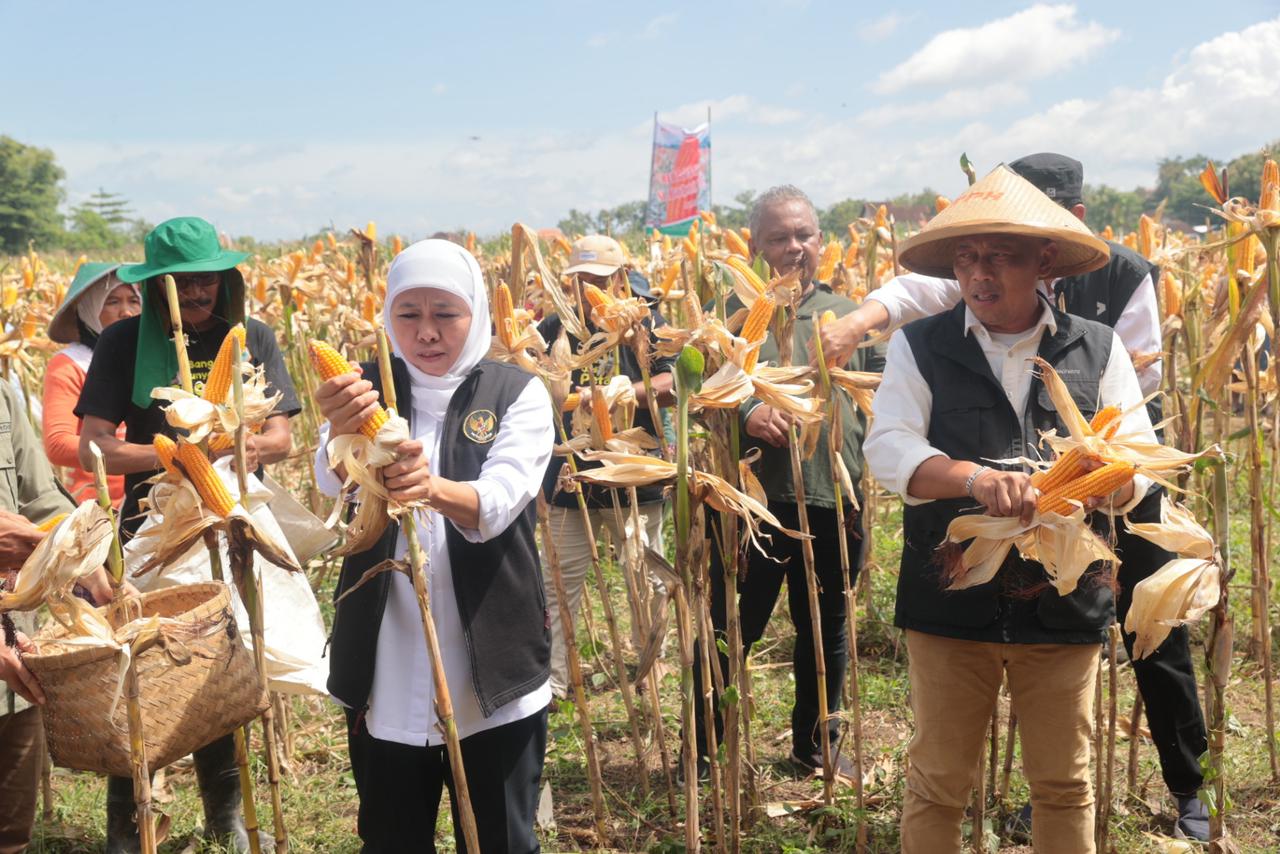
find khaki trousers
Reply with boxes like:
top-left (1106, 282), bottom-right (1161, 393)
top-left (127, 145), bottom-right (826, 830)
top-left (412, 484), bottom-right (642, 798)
top-left (902, 630), bottom-right (1099, 854)
top-left (0, 707), bottom-right (43, 854)
top-left (542, 502), bottom-right (666, 698)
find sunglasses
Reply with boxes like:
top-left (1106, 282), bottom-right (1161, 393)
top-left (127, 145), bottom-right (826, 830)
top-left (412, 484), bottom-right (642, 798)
top-left (167, 272), bottom-right (221, 291)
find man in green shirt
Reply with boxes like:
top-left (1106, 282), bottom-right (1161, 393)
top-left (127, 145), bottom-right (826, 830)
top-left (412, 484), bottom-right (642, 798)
top-left (693, 186), bottom-right (884, 778)
top-left (0, 380), bottom-right (81, 852)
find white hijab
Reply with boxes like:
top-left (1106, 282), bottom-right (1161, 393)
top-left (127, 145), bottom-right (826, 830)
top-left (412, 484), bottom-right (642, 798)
top-left (76, 274), bottom-right (137, 335)
top-left (383, 239), bottom-right (491, 424)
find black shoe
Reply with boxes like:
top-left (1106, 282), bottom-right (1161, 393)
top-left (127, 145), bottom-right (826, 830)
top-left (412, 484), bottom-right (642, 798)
top-left (788, 748), bottom-right (859, 781)
top-left (1004, 802), bottom-right (1033, 844)
top-left (195, 734), bottom-right (276, 854)
top-left (105, 775), bottom-right (141, 854)
top-left (1174, 795), bottom-right (1210, 842)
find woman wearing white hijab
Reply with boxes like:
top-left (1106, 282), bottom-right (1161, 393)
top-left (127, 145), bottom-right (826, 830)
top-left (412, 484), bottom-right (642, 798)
top-left (314, 239), bottom-right (555, 853)
top-left (43, 264), bottom-right (141, 504)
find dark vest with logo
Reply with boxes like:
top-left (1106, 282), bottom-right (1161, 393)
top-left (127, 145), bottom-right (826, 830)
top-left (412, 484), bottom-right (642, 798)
top-left (895, 303), bottom-right (1116, 645)
top-left (326, 358), bottom-right (551, 717)
top-left (1054, 239), bottom-right (1161, 425)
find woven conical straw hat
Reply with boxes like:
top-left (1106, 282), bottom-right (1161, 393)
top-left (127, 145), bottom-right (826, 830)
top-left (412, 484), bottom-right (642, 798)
top-left (899, 165), bottom-right (1109, 279)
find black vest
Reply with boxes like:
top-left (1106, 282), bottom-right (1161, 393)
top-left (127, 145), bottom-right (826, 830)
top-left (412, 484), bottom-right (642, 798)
top-left (895, 303), bottom-right (1116, 645)
top-left (1054, 240), bottom-right (1161, 425)
top-left (326, 358), bottom-right (551, 717)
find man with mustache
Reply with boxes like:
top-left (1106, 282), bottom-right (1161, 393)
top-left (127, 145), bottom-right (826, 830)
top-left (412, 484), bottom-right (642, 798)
top-left (73, 216), bottom-right (301, 853)
top-left (691, 185), bottom-right (884, 782)
top-left (819, 154), bottom-right (1208, 842)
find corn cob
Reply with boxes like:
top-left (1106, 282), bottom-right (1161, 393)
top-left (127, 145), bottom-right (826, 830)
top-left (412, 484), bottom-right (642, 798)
top-left (1100, 225), bottom-right (1114, 242)
top-left (699, 210), bottom-right (716, 226)
top-left (202, 324), bottom-right (246, 403)
top-left (658, 265), bottom-right (680, 295)
top-left (816, 240), bottom-right (841, 283)
top-left (253, 276), bottom-right (268, 304)
top-left (1030, 446), bottom-right (1091, 490)
top-left (723, 228), bottom-right (750, 259)
top-left (308, 340), bottom-right (388, 439)
top-left (207, 433), bottom-right (234, 453)
top-left (561, 392), bottom-right (580, 413)
top-left (682, 236), bottom-right (699, 263)
top-left (493, 283), bottom-right (516, 348)
top-left (1138, 214), bottom-right (1157, 259)
top-left (582, 283), bottom-right (614, 312)
top-left (1037, 461), bottom-right (1136, 516)
top-left (391, 235), bottom-right (403, 256)
top-left (935, 196), bottom-right (951, 213)
top-left (591, 391), bottom-right (614, 441)
top-left (153, 435), bottom-right (180, 476)
top-left (1160, 272), bottom-right (1182, 320)
top-left (361, 292), bottom-right (377, 324)
top-left (36, 513), bottom-right (68, 533)
top-left (366, 221), bottom-right (377, 242)
top-left (326, 232), bottom-right (338, 250)
top-left (725, 255), bottom-right (767, 296)
top-left (467, 232), bottom-right (478, 254)
top-left (1261, 159), bottom-right (1279, 212)
top-left (740, 294), bottom-right (776, 374)
top-left (175, 441), bottom-right (235, 517)
top-left (1089, 406), bottom-right (1123, 439)
top-left (311, 239), bottom-right (324, 259)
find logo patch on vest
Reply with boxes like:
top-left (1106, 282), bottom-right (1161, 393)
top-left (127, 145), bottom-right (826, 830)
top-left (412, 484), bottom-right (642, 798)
top-left (463, 409), bottom-right (497, 443)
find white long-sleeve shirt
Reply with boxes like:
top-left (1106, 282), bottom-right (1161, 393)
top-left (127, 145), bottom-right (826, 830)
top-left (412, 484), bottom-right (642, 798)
top-left (867, 270), bottom-right (1163, 395)
top-left (316, 378), bottom-right (555, 746)
top-left (865, 300), bottom-right (1155, 513)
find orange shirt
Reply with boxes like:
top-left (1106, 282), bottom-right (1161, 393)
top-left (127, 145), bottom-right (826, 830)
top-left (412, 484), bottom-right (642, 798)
top-left (42, 351), bottom-right (126, 506)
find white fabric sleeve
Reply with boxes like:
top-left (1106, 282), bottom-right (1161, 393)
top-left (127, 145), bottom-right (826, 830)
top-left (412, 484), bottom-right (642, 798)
top-left (452, 378), bottom-right (555, 543)
top-left (867, 273), bottom-right (962, 332)
top-left (1113, 273), bottom-right (1163, 396)
top-left (313, 421), bottom-right (343, 498)
top-left (1099, 331), bottom-right (1158, 514)
top-left (864, 331), bottom-right (946, 505)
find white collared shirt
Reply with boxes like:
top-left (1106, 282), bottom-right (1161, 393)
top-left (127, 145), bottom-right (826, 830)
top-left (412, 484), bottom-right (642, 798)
top-left (316, 379), bottom-right (555, 746)
top-left (864, 300), bottom-right (1155, 511)
top-left (867, 270), bottom-right (1163, 395)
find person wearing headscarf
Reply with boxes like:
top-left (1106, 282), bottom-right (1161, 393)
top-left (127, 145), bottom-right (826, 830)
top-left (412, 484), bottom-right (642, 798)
top-left (42, 264), bottom-right (140, 504)
top-left (72, 218), bottom-right (303, 853)
top-left (314, 239), bottom-right (555, 853)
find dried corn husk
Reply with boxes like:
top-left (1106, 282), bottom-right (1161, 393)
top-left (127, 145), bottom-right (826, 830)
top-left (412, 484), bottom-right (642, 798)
top-left (1124, 558), bottom-right (1219, 659)
top-left (0, 501), bottom-right (114, 615)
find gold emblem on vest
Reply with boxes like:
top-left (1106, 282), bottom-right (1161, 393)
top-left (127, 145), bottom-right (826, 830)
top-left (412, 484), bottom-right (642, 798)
top-left (463, 409), bottom-right (497, 443)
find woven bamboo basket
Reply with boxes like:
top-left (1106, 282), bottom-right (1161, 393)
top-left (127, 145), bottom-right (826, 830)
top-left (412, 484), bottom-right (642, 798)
top-left (24, 581), bottom-right (267, 777)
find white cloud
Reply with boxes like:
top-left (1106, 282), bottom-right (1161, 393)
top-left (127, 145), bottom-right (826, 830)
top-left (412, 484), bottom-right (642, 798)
top-left (432, 82), bottom-right (447, 95)
top-left (858, 12), bottom-right (913, 43)
top-left (640, 13), bottom-right (678, 40)
top-left (872, 4), bottom-right (1119, 94)
top-left (857, 83), bottom-right (1029, 127)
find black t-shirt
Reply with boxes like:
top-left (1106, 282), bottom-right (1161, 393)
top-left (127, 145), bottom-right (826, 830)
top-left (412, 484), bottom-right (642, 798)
top-left (74, 315), bottom-right (301, 535)
top-left (538, 307), bottom-right (674, 509)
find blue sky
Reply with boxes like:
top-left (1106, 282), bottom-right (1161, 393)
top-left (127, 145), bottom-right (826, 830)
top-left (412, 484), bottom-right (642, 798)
top-left (5, 1), bottom-right (1279, 240)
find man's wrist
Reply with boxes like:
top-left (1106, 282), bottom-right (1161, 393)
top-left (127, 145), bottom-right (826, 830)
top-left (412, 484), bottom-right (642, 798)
top-left (964, 465), bottom-right (991, 498)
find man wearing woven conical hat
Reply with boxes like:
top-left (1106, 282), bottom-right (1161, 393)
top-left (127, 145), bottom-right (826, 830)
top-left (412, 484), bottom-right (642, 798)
top-left (863, 165), bottom-right (1160, 853)
top-left (824, 154), bottom-right (1210, 842)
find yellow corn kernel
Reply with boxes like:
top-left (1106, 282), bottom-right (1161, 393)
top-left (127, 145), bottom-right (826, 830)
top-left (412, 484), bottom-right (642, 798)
top-left (308, 340), bottom-right (389, 440)
top-left (658, 265), bottom-right (680, 294)
top-left (326, 231), bottom-right (338, 250)
top-left (723, 228), bottom-right (750, 259)
top-left (493, 283), bottom-right (516, 348)
top-left (816, 240), bottom-right (841, 283)
top-left (1037, 461), bottom-right (1136, 516)
top-left (661, 234), bottom-right (673, 255)
top-left (582, 283), bottom-right (614, 313)
top-left (202, 325), bottom-right (246, 403)
top-left (1160, 272), bottom-right (1182, 320)
top-left (560, 392), bottom-right (580, 413)
top-left (874, 204), bottom-right (889, 230)
top-left (1089, 406), bottom-right (1122, 438)
top-left (153, 435), bottom-right (180, 476)
top-left (740, 294), bottom-right (776, 374)
top-left (1100, 225), bottom-right (1114, 241)
top-left (591, 391), bottom-right (614, 441)
top-left (361, 293), bottom-right (377, 324)
top-left (175, 442), bottom-right (235, 517)
top-left (1261, 159), bottom-right (1279, 212)
top-left (1138, 214), bottom-right (1157, 259)
top-left (699, 210), bottom-right (716, 226)
top-left (345, 259), bottom-right (356, 285)
top-left (254, 276), bottom-right (268, 304)
top-left (207, 433), bottom-right (234, 453)
top-left (366, 221), bottom-right (377, 242)
top-left (36, 513), bottom-right (68, 533)
top-left (682, 236), bottom-right (699, 263)
top-left (1030, 446), bottom-right (1091, 491)
top-left (312, 239), bottom-right (324, 259)
top-left (725, 255), bottom-right (767, 296)
top-left (467, 232), bottom-right (477, 254)
top-left (392, 235), bottom-right (403, 256)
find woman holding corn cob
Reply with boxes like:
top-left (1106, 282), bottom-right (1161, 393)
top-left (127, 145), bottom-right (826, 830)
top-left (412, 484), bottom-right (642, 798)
top-left (864, 166), bottom-right (1158, 854)
top-left (314, 239), bottom-right (554, 853)
top-left (70, 217), bottom-right (301, 854)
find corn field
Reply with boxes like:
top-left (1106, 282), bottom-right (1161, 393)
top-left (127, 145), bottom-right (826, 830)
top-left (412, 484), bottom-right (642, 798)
top-left (3, 157), bottom-right (1280, 853)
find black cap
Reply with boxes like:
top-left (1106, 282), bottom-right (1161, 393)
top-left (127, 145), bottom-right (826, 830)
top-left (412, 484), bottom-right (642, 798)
top-left (1008, 153), bottom-right (1083, 206)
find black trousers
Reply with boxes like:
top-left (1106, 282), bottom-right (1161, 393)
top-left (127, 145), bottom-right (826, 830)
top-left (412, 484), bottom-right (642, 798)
top-left (346, 707), bottom-right (547, 853)
top-left (1115, 487), bottom-right (1208, 796)
top-left (695, 501), bottom-right (864, 759)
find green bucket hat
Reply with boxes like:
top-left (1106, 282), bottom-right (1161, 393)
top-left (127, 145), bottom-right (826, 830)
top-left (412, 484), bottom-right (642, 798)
top-left (47, 262), bottom-right (122, 344)
top-left (125, 217), bottom-right (249, 409)
top-left (117, 217), bottom-right (248, 283)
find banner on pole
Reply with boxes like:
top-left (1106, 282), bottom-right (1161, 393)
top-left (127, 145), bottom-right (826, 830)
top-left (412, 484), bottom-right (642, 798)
top-left (645, 119), bottom-right (711, 235)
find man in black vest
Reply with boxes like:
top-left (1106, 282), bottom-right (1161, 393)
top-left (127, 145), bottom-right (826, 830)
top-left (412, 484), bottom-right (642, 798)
top-left (865, 165), bottom-right (1159, 853)
top-left (822, 154), bottom-right (1208, 841)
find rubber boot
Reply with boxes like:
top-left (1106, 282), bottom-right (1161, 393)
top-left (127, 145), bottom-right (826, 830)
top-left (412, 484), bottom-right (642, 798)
top-left (195, 733), bottom-right (273, 853)
top-left (105, 774), bottom-right (142, 854)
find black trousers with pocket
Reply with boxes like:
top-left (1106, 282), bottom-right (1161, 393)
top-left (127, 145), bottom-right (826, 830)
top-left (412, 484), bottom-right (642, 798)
top-left (345, 706), bottom-right (547, 853)
top-left (694, 501), bottom-right (864, 760)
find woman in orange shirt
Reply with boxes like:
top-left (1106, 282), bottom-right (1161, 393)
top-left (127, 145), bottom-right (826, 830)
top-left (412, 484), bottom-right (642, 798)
top-left (42, 264), bottom-right (140, 505)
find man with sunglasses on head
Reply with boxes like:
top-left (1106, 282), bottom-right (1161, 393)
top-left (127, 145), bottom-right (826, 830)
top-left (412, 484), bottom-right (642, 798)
top-left (73, 216), bottom-right (300, 853)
